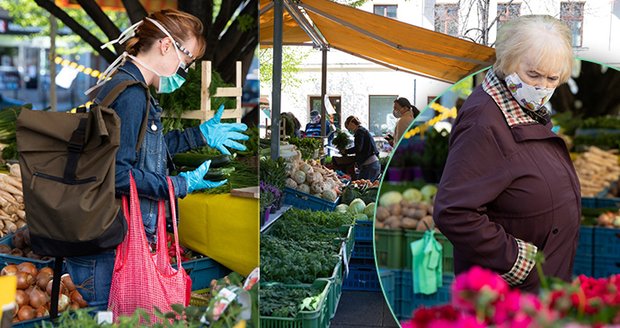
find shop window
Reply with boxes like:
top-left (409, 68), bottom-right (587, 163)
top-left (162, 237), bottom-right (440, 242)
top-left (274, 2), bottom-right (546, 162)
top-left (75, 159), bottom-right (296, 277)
top-left (374, 5), bottom-right (398, 18)
top-left (434, 4), bottom-right (459, 36)
top-left (369, 95), bottom-right (398, 136)
top-left (561, 2), bottom-right (585, 47)
top-left (309, 96), bottom-right (342, 130)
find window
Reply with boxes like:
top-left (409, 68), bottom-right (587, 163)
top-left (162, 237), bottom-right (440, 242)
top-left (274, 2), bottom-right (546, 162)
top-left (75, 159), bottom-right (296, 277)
top-left (434, 4), bottom-right (459, 36)
top-left (561, 2), bottom-right (585, 47)
top-left (497, 3), bottom-right (521, 32)
top-left (369, 95), bottom-right (398, 136)
top-left (309, 96), bottom-right (342, 130)
top-left (374, 5), bottom-right (398, 18)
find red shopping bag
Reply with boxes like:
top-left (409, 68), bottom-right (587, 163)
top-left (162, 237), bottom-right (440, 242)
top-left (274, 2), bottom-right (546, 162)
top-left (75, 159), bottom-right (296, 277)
top-left (108, 174), bottom-right (191, 322)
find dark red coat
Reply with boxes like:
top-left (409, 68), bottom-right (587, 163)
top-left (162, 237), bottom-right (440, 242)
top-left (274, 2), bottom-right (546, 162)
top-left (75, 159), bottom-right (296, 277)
top-left (433, 84), bottom-right (581, 293)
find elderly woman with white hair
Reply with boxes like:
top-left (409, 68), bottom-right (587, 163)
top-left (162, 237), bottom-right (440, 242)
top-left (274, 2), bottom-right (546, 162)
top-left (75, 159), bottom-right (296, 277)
top-left (433, 15), bottom-right (579, 293)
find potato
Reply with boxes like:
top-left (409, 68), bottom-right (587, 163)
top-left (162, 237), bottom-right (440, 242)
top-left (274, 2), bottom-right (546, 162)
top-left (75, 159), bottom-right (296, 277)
top-left (404, 209), bottom-right (417, 218)
top-left (420, 215), bottom-right (435, 230)
top-left (376, 221), bottom-right (385, 229)
top-left (412, 209), bottom-right (426, 220)
top-left (385, 216), bottom-right (400, 229)
top-left (376, 207), bottom-right (390, 222)
top-left (389, 203), bottom-right (402, 216)
top-left (402, 218), bottom-right (419, 229)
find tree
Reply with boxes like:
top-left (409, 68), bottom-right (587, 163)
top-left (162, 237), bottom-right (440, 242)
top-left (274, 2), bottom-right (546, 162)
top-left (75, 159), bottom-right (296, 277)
top-left (259, 46), bottom-right (311, 94)
top-left (2, 0), bottom-right (258, 83)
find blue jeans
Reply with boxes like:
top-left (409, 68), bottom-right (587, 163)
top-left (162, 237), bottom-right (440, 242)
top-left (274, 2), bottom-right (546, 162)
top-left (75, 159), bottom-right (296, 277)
top-left (65, 250), bottom-right (115, 307)
top-left (358, 161), bottom-right (381, 181)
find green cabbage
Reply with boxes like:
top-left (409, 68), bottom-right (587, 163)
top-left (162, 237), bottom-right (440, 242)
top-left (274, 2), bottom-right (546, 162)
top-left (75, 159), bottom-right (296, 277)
top-left (379, 191), bottom-right (402, 207)
top-left (335, 204), bottom-right (349, 213)
top-left (364, 202), bottom-right (376, 218)
top-left (402, 188), bottom-right (422, 202)
top-left (348, 198), bottom-right (366, 215)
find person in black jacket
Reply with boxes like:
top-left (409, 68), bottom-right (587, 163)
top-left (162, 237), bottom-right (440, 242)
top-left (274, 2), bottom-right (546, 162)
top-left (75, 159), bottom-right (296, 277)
top-left (344, 115), bottom-right (381, 181)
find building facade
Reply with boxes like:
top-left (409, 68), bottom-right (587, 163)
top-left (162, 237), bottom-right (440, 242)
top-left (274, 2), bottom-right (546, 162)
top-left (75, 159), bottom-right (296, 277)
top-left (267, 0), bottom-right (620, 136)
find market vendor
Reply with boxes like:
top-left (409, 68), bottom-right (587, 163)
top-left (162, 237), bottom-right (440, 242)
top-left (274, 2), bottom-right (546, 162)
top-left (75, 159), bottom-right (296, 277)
top-left (67, 9), bottom-right (248, 307)
top-left (391, 97), bottom-right (419, 146)
top-left (305, 110), bottom-right (333, 139)
top-left (433, 15), bottom-right (579, 293)
top-left (344, 115), bottom-right (381, 181)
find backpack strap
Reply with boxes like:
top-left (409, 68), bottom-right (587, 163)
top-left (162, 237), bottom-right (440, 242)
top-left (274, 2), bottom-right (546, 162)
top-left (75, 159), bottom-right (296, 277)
top-left (98, 79), bottom-right (151, 153)
top-left (49, 256), bottom-right (64, 320)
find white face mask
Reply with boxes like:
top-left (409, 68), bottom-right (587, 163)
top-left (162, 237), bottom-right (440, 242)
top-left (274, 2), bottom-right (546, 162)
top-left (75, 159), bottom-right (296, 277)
top-left (504, 72), bottom-right (555, 112)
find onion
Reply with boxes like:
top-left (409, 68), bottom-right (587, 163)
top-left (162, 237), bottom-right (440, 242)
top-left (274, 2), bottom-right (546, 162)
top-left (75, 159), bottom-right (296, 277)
top-left (36, 273), bottom-right (52, 290)
top-left (17, 305), bottom-right (35, 321)
top-left (12, 231), bottom-right (25, 249)
top-left (70, 290), bottom-right (88, 308)
top-left (17, 262), bottom-right (37, 277)
top-left (0, 244), bottom-right (11, 254)
top-left (39, 267), bottom-right (53, 276)
top-left (28, 288), bottom-right (47, 309)
top-left (61, 274), bottom-right (76, 292)
top-left (57, 294), bottom-right (70, 313)
top-left (26, 251), bottom-right (42, 260)
top-left (46, 280), bottom-right (67, 297)
top-left (1, 264), bottom-right (18, 276)
top-left (35, 306), bottom-right (48, 318)
top-left (15, 290), bottom-right (28, 307)
top-left (10, 248), bottom-right (24, 257)
top-left (16, 272), bottom-right (33, 290)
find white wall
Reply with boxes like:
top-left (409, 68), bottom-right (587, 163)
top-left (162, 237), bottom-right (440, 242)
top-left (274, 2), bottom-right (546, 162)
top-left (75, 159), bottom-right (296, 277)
top-left (276, 49), bottom-right (451, 128)
top-left (267, 0), bottom-right (620, 129)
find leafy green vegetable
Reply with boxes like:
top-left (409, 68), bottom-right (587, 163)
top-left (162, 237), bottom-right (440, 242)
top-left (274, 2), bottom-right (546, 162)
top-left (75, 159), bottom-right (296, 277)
top-left (288, 136), bottom-right (323, 160)
top-left (259, 283), bottom-right (322, 317)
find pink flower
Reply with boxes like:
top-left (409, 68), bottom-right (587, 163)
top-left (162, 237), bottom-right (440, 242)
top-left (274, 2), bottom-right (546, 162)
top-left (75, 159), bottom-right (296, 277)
top-left (452, 266), bottom-right (508, 313)
top-left (493, 290), bottom-right (522, 324)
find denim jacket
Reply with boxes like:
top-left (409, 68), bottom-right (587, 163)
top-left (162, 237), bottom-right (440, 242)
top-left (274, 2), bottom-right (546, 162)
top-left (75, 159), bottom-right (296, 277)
top-left (94, 61), bottom-right (206, 237)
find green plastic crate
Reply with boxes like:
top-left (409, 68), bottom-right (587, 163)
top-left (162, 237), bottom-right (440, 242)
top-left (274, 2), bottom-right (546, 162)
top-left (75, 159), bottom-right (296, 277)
top-left (318, 257), bottom-right (344, 319)
top-left (375, 228), bottom-right (403, 269)
top-left (260, 280), bottom-right (332, 328)
top-left (402, 230), bottom-right (454, 274)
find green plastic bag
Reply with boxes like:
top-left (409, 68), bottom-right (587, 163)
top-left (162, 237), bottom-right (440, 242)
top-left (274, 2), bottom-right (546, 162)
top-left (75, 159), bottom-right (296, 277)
top-left (410, 230), bottom-right (443, 295)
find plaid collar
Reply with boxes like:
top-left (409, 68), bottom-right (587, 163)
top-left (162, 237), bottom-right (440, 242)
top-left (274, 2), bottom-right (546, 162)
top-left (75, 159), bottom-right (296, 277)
top-left (482, 69), bottom-right (540, 127)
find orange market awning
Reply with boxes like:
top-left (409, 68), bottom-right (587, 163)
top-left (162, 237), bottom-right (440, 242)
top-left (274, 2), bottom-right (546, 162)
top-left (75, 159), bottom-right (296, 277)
top-left (55, 0), bottom-right (176, 12)
top-left (260, 0), bottom-right (495, 83)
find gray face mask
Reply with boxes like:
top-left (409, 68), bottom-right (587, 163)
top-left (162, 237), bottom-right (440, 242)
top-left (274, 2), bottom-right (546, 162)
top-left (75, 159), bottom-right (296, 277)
top-left (393, 108), bottom-right (403, 118)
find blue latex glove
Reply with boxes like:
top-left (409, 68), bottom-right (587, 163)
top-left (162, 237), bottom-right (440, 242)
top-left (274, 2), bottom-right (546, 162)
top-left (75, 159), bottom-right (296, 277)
top-left (199, 105), bottom-right (249, 155)
top-left (178, 160), bottom-right (227, 193)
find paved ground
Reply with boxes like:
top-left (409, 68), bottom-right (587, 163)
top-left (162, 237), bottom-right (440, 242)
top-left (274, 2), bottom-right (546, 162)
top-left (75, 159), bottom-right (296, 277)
top-left (330, 291), bottom-right (400, 328)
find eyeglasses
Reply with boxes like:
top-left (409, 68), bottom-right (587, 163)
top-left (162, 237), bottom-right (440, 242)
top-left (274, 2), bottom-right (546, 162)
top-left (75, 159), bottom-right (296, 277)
top-left (175, 41), bottom-right (195, 72)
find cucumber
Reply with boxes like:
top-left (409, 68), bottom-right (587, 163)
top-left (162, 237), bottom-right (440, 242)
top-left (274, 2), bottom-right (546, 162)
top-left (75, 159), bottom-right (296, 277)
top-left (204, 167), bottom-right (236, 181)
top-left (173, 153), bottom-right (233, 168)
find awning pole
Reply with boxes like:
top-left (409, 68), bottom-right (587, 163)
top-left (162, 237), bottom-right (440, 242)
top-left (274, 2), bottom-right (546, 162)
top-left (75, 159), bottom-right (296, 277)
top-left (271, 0), bottom-right (283, 159)
top-left (320, 48), bottom-right (327, 137)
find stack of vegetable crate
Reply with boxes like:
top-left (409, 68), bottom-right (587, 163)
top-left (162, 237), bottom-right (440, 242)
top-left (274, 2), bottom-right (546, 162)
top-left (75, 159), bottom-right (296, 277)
top-left (373, 185), bottom-right (455, 321)
top-left (259, 209), bottom-right (355, 327)
top-left (573, 147), bottom-right (620, 278)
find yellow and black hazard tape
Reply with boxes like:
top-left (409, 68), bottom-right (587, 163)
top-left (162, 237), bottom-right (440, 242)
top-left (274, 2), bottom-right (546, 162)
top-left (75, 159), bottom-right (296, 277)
top-left (54, 56), bottom-right (107, 80)
top-left (403, 102), bottom-right (457, 139)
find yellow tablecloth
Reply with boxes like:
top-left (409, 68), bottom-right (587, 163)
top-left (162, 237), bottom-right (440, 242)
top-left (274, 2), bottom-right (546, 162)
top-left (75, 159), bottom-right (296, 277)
top-left (179, 193), bottom-right (259, 276)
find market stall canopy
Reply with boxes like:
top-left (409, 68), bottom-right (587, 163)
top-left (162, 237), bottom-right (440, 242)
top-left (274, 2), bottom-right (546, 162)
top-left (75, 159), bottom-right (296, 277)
top-left (55, 0), bottom-right (176, 11)
top-left (260, 0), bottom-right (496, 83)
